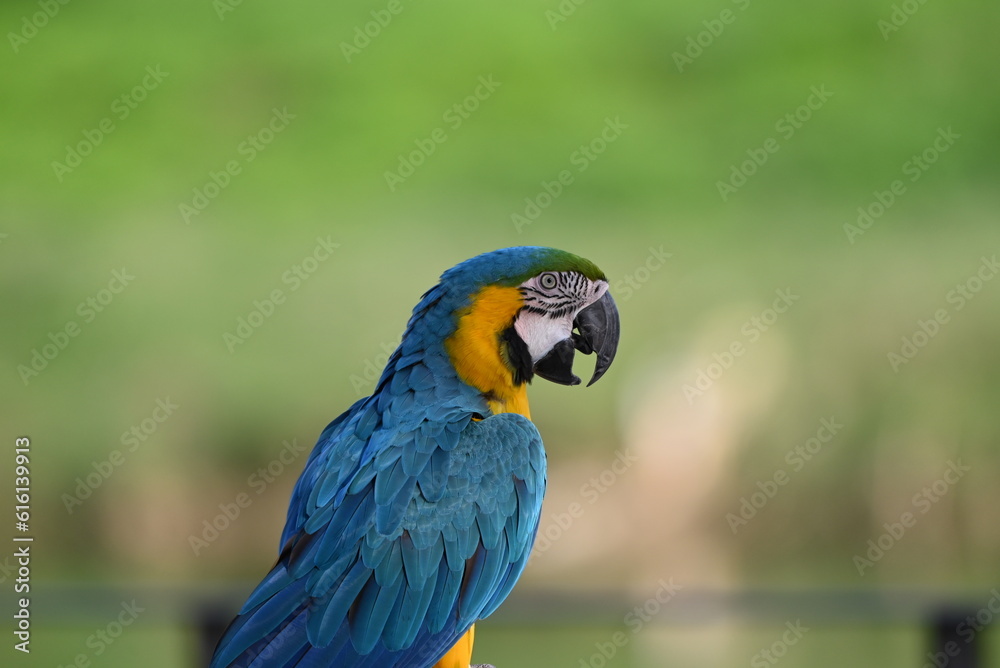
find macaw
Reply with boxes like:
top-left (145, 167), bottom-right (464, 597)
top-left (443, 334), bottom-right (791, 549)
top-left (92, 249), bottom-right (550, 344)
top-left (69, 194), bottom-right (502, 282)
top-left (210, 246), bottom-right (619, 668)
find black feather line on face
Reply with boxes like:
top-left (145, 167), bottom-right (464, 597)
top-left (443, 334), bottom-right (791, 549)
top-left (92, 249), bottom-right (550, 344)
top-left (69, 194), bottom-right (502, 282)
top-left (520, 271), bottom-right (590, 318)
top-left (500, 325), bottom-right (534, 385)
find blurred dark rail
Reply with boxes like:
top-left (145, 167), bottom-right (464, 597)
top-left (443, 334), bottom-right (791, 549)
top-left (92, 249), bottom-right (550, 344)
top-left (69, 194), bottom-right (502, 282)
top-left (8, 584), bottom-right (990, 666)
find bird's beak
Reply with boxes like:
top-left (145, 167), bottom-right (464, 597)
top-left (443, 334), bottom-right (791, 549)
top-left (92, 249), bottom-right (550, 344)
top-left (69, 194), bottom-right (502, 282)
top-left (533, 291), bottom-right (620, 387)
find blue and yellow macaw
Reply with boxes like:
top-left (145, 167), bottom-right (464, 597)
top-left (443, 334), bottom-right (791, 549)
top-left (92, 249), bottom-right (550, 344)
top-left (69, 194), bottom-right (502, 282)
top-left (210, 246), bottom-right (619, 667)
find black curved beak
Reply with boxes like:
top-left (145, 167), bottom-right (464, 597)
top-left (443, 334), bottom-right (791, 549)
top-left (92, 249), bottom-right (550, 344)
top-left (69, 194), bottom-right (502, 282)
top-left (533, 291), bottom-right (620, 387)
top-left (573, 291), bottom-right (620, 386)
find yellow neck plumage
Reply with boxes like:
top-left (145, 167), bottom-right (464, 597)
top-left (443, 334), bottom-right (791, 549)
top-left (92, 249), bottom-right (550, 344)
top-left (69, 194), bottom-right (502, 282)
top-left (444, 285), bottom-right (531, 419)
top-left (439, 285), bottom-right (531, 667)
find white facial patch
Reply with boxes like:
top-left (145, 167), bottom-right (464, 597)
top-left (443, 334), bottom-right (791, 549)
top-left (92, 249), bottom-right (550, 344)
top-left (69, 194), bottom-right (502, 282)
top-left (514, 275), bottom-right (609, 361)
top-left (514, 309), bottom-right (574, 362)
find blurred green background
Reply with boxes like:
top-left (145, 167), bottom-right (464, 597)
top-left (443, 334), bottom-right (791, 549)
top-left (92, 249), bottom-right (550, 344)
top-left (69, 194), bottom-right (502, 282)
top-left (2, 0), bottom-right (999, 665)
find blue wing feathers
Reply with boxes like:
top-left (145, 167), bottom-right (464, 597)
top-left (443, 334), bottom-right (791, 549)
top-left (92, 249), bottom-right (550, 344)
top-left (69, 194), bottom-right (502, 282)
top-left (353, 404), bottom-right (379, 440)
top-left (213, 579), bottom-right (308, 667)
top-left (416, 447), bottom-right (450, 502)
top-left (443, 530), bottom-right (467, 572)
top-left (401, 530), bottom-right (443, 586)
top-left (306, 550), bottom-right (354, 598)
top-left (212, 350), bottom-right (547, 668)
top-left (350, 574), bottom-right (405, 653)
top-left (373, 457), bottom-right (409, 506)
top-left (307, 560), bottom-right (371, 645)
top-left (246, 612), bottom-right (309, 668)
top-left (345, 461), bottom-right (377, 497)
top-left (436, 426), bottom-right (461, 450)
top-left (427, 564), bottom-right (464, 634)
top-left (240, 564), bottom-right (293, 614)
top-left (371, 539), bottom-right (402, 587)
top-left (319, 491), bottom-right (373, 563)
top-left (375, 480), bottom-right (414, 533)
top-left (401, 443), bottom-right (434, 477)
top-left (458, 539), bottom-right (509, 623)
top-left (389, 365), bottom-right (412, 395)
top-left (302, 501), bottom-right (334, 534)
top-left (407, 363), bottom-right (436, 390)
top-left (388, 574), bottom-right (436, 649)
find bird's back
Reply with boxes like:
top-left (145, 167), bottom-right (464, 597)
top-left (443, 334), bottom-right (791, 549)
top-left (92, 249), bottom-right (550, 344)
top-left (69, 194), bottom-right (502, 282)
top-left (210, 337), bottom-right (546, 667)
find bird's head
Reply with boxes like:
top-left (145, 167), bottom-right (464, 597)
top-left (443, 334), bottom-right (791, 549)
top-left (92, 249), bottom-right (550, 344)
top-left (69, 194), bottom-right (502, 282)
top-left (439, 247), bottom-right (620, 401)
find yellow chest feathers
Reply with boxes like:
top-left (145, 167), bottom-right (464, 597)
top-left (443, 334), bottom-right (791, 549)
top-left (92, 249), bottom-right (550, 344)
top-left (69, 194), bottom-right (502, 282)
top-left (444, 285), bottom-right (531, 419)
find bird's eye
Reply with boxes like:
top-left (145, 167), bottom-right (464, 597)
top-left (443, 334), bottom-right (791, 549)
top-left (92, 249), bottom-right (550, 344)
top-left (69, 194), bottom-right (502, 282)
top-left (539, 273), bottom-right (558, 289)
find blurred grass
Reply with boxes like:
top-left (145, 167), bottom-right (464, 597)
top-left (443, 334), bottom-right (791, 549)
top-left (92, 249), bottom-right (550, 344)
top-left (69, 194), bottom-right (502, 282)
top-left (23, 626), bottom-right (188, 667)
top-left (23, 621), bottom-right (998, 667)
top-left (3, 0), bottom-right (999, 218)
top-left (475, 624), bottom-right (926, 668)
